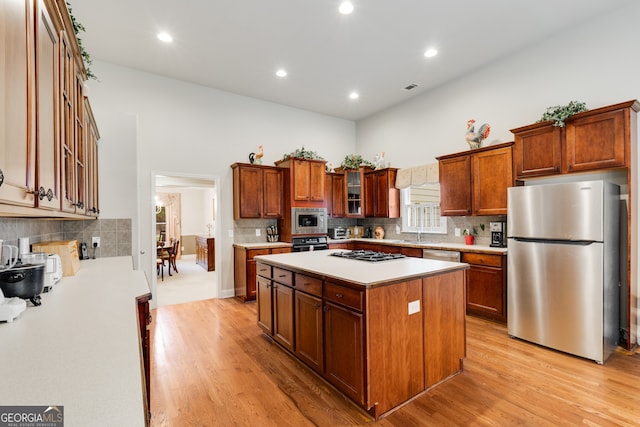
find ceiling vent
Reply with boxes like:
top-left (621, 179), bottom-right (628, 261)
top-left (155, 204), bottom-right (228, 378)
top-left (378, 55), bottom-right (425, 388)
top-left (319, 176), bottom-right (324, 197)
top-left (403, 83), bottom-right (419, 91)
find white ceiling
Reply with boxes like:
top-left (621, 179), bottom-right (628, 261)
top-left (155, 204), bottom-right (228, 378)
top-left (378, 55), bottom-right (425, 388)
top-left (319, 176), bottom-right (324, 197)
top-left (71, 0), bottom-right (631, 121)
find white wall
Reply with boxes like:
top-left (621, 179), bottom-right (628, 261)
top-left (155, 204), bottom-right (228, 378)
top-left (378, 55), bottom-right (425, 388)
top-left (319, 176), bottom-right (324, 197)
top-left (356, 2), bottom-right (640, 167)
top-left (356, 1), bottom-right (640, 345)
top-left (87, 64), bottom-right (356, 301)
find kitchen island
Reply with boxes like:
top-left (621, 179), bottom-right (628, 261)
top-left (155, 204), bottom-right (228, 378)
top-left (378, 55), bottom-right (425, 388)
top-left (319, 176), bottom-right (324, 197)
top-left (254, 249), bottom-right (468, 419)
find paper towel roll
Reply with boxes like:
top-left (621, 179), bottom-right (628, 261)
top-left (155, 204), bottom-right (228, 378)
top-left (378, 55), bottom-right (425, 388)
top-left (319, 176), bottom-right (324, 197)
top-left (19, 237), bottom-right (29, 255)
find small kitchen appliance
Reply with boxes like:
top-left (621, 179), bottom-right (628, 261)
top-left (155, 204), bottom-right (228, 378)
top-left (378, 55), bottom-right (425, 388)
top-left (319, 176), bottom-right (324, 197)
top-left (291, 207), bottom-right (328, 235)
top-left (328, 227), bottom-right (347, 239)
top-left (490, 221), bottom-right (507, 247)
top-left (0, 263), bottom-right (46, 306)
top-left (43, 254), bottom-right (63, 291)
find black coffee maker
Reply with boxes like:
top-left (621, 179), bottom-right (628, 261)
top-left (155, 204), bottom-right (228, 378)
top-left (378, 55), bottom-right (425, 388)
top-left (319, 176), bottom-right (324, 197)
top-left (489, 222), bottom-right (507, 247)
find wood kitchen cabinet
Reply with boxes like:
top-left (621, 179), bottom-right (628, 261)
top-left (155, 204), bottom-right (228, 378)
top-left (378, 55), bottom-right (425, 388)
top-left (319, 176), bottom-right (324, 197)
top-left (511, 100), bottom-right (640, 178)
top-left (324, 281), bottom-right (365, 405)
top-left (437, 142), bottom-right (513, 216)
top-left (274, 158), bottom-right (326, 205)
top-left (364, 168), bottom-right (400, 218)
top-left (462, 252), bottom-right (506, 323)
top-left (234, 245), bottom-right (291, 302)
top-left (294, 273), bottom-right (323, 374)
top-left (343, 166), bottom-right (371, 218)
top-left (84, 102), bottom-right (100, 216)
top-left (0, 0), bottom-right (99, 218)
top-left (325, 172), bottom-right (345, 217)
top-left (195, 236), bottom-right (215, 271)
top-left (273, 267), bottom-right (295, 352)
top-left (256, 273), bottom-right (273, 334)
top-left (231, 163), bottom-right (284, 219)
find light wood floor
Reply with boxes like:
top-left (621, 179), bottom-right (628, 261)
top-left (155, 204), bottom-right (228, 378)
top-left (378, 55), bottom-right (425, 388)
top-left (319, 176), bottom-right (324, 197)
top-left (150, 298), bottom-right (640, 426)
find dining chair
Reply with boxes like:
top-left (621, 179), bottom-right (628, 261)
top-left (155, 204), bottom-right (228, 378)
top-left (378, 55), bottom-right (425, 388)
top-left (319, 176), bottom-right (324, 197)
top-left (156, 242), bottom-right (166, 281)
top-left (169, 239), bottom-right (180, 274)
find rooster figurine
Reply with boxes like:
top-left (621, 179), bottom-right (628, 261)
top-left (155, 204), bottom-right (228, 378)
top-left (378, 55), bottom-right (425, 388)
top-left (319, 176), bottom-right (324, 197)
top-left (249, 145), bottom-right (264, 165)
top-left (465, 119), bottom-right (491, 149)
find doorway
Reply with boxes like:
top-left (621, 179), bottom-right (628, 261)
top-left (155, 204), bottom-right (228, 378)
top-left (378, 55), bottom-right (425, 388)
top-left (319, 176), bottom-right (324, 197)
top-left (152, 172), bottom-right (220, 307)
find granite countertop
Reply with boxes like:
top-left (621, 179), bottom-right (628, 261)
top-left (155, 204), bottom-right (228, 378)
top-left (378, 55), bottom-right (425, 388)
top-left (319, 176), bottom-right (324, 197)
top-left (233, 242), bottom-right (293, 249)
top-left (329, 237), bottom-right (508, 254)
top-left (254, 249), bottom-right (468, 287)
top-left (0, 256), bottom-right (149, 427)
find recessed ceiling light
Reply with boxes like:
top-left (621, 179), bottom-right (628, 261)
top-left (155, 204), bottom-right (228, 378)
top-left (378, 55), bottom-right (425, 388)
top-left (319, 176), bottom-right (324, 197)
top-left (424, 48), bottom-right (438, 58)
top-left (157, 32), bottom-right (173, 43)
top-left (276, 69), bottom-right (287, 78)
top-left (349, 92), bottom-right (359, 100)
top-left (339, 1), bottom-right (354, 15)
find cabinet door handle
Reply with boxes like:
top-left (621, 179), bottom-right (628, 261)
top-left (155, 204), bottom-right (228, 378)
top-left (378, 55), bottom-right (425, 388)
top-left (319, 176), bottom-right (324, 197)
top-left (46, 188), bottom-right (53, 201)
top-left (315, 303), bottom-right (321, 309)
top-left (0, 168), bottom-right (4, 187)
top-left (335, 293), bottom-right (343, 298)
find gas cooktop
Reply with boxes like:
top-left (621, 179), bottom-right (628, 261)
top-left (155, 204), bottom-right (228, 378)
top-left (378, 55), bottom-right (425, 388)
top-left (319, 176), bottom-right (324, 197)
top-left (330, 250), bottom-right (406, 262)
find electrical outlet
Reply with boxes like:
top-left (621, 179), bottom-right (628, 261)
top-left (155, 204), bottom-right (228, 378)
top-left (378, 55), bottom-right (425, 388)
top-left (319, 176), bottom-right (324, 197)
top-left (92, 236), bottom-right (100, 247)
top-left (408, 300), bottom-right (421, 315)
top-left (255, 228), bottom-right (261, 237)
top-left (454, 228), bottom-right (461, 237)
top-left (228, 229), bottom-right (234, 238)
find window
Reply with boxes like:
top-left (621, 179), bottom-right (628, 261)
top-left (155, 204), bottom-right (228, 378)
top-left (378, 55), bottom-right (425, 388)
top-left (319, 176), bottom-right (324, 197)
top-left (400, 184), bottom-right (447, 234)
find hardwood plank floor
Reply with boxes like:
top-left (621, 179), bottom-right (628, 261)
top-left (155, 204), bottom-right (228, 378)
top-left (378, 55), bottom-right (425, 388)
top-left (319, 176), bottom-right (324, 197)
top-left (150, 298), bottom-right (640, 426)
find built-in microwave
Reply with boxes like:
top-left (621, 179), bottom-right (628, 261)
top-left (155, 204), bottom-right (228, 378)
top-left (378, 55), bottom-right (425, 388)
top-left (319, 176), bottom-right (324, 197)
top-left (291, 207), bottom-right (328, 235)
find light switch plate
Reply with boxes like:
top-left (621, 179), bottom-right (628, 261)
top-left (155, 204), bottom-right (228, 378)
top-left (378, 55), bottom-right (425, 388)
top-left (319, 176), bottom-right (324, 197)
top-left (255, 228), bottom-right (261, 236)
top-left (455, 228), bottom-right (461, 237)
top-left (228, 229), bottom-right (234, 238)
top-left (408, 300), bottom-right (420, 315)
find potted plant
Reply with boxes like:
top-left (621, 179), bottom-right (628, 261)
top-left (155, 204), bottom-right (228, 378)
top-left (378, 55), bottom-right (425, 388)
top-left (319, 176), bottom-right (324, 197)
top-left (463, 224), bottom-right (484, 245)
top-left (463, 228), bottom-right (476, 245)
top-left (339, 154), bottom-right (375, 170)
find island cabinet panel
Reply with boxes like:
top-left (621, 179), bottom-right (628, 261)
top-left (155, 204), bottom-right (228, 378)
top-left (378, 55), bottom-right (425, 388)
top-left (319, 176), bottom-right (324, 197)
top-left (423, 270), bottom-right (466, 387)
top-left (256, 274), bottom-right (273, 334)
top-left (366, 279), bottom-right (425, 414)
top-left (294, 291), bottom-right (323, 373)
top-left (324, 300), bottom-right (365, 405)
top-left (273, 283), bottom-right (295, 352)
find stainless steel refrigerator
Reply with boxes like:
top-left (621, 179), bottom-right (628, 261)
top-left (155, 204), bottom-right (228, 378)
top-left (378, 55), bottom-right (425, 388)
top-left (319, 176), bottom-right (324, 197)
top-left (507, 180), bottom-right (619, 364)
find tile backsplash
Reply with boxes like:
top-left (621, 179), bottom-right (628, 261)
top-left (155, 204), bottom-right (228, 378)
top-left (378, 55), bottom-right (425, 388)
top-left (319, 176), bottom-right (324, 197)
top-left (0, 218), bottom-right (132, 258)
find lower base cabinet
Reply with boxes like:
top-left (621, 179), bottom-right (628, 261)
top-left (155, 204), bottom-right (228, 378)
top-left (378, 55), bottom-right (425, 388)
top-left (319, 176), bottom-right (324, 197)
top-left (234, 245), bottom-right (291, 301)
top-left (324, 300), bottom-right (364, 405)
top-left (462, 252), bottom-right (507, 322)
top-left (295, 291), bottom-right (324, 374)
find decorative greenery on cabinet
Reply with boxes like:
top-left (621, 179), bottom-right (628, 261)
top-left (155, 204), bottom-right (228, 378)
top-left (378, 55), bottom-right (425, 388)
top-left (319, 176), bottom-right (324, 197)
top-left (537, 101), bottom-right (587, 127)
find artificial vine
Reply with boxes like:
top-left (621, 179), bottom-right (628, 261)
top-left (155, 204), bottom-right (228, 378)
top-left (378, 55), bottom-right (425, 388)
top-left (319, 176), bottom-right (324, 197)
top-left (537, 101), bottom-right (587, 127)
top-left (66, 2), bottom-right (97, 80)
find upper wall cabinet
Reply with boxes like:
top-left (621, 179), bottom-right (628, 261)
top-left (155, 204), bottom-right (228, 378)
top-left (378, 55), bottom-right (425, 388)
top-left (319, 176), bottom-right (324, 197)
top-left (0, 0), bottom-right (36, 208)
top-left (511, 100), bottom-right (640, 179)
top-left (364, 168), bottom-right (400, 218)
top-left (275, 158), bottom-right (326, 206)
top-left (0, 0), bottom-right (100, 218)
top-left (231, 163), bottom-right (284, 220)
top-left (437, 142), bottom-right (514, 216)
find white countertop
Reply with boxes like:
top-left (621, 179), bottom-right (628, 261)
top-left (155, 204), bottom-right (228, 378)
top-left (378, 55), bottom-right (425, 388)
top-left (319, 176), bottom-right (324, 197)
top-left (331, 238), bottom-right (508, 254)
top-left (233, 242), bottom-right (293, 249)
top-left (0, 256), bottom-right (150, 427)
top-left (254, 249), bottom-right (468, 287)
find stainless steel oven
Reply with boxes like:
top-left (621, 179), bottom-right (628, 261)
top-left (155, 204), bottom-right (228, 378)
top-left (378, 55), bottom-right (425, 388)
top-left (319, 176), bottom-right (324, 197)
top-left (292, 236), bottom-right (328, 252)
top-left (291, 207), bottom-right (327, 235)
